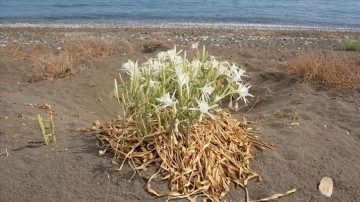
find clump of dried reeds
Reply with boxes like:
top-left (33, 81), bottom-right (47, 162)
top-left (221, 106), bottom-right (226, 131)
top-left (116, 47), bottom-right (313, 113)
top-left (96, 109), bottom-right (273, 201)
top-left (287, 51), bottom-right (360, 89)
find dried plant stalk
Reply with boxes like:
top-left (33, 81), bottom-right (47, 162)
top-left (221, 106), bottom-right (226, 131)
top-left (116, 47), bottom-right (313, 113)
top-left (37, 114), bottom-right (48, 145)
top-left (50, 113), bottom-right (56, 143)
top-left (95, 108), bottom-right (273, 201)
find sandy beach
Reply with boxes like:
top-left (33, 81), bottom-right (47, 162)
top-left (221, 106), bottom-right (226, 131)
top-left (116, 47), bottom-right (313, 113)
top-left (0, 25), bottom-right (359, 201)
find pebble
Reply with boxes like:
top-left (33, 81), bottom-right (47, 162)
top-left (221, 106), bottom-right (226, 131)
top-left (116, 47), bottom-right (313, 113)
top-left (319, 177), bottom-right (333, 197)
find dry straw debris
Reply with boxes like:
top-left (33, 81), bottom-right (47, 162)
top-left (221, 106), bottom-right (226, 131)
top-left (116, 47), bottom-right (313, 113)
top-left (94, 109), bottom-right (296, 201)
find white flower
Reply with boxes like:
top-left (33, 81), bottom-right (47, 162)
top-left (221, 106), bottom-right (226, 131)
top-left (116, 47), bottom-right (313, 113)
top-left (157, 51), bottom-right (167, 60)
top-left (200, 84), bottom-right (215, 101)
top-left (191, 42), bottom-right (199, 49)
top-left (166, 49), bottom-right (177, 58)
top-left (148, 59), bottom-right (161, 71)
top-left (173, 56), bottom-right (183, 65)
top-left (191, 60), bottom-right (201, 69)
top-left (178, 73), bottom-right (190, 87)
top-left (122, 60), bottom-right (137, 79)
top-left (149, 79), bottom-right (158, 88)
top-left (141, 79), bottom-right (159, 89)
top-left (217, 63), bottom-right (229, 76)
top-left (211, 58), bottom-right (220, 68)
top-left (229, 63), bottom-right (246, 82)
top-left (190, 60), bottom-right (201, 77)
top-left (191, 98), bottom-right (218, 121)
top-left (175, 64), bottom-right (183, 76)
top-left (166, 48), bottom-right (182, 64)
top-left (233, 83), bottom-right (253, 104)
top-left (156, 92), bottom-right (176, 109)
top-left (175, 67), bottom-right (190, 87)
top-left (214, 95), bottom-right (226, 103)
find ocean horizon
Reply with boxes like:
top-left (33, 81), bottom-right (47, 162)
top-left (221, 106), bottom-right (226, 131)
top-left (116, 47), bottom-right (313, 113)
top-left (1, 0), bottom-right (359, 29)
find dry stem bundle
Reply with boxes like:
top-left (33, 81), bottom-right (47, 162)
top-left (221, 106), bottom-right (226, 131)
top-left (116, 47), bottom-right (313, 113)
top-left (95, 108), bottom-right (277, 201)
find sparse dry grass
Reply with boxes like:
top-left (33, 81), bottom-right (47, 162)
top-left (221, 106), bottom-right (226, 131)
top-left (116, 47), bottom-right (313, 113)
top-left (142, 39), bottom-right (164, 53)
top-left (62, 39), bottom-right (124, 60)
top-left (274, 108), bottom-right (299, 120)
top-left (287, 51), bottom-right (360, 89)
top-left (8, 43), bottom-right (33, 58)
top-left (27, 51), bottom-right (79, 81)
top-left (5, 38), bottom-right (134, 82)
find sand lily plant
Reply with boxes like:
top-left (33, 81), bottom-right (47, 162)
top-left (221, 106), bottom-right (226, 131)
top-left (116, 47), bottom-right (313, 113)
top-left (114, 46), bottom-right (252, 139)
top-left (92, 45), bottom-right (295, 201)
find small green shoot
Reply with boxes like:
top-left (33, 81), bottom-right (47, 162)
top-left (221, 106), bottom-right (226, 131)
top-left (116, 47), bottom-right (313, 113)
top-left (37, 114), bottom-right (56, 145)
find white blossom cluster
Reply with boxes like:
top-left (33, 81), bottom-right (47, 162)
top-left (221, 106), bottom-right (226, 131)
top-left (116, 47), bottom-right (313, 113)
top-left (114, 45), bottom-right (252, 135)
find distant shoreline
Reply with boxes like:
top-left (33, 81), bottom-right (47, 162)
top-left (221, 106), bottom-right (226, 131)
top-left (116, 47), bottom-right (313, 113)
top-left (1, 22), bottom-right (360, 32)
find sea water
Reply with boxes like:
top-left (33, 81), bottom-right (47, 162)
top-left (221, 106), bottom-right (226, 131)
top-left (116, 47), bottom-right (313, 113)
top-left (0, 0), bottom-right (359, 29)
